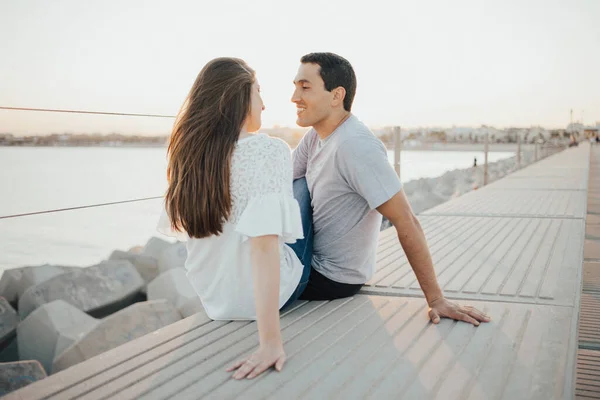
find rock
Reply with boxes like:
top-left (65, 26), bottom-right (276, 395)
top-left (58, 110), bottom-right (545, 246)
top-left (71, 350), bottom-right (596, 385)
top-left (0, 297), bottom-right (18, 344)
top-left (0, 339), bottom-right (18, 363)
top-left (17, 265), bottom-right (77, 300)
top-left (0, 298), bottom-right (19, 363)
top-left (142, 237), bottom-right (172, 259)
top-left (0, 265), bottom-right (79, 307)
top-left (17, 300), bottom-right (98, 375)
top-left (109, 250), bottom-right (160, 292)
top-left (128, 246), bottom-right (144, 254)
top-left (0, 269), bottom-right (23, 304)
top-left (178, 297), bottom-right (206, 318)
top-left (407, 190), bottom-right (445, 215)
top-left (157, 242), bottom-right (187, 273)
top-left (147, 268), bottom-right (202, 317)
top-left (0, 360), bottom-right (47, 397)
top-left (52, 300), bottom-right (181, 373)
top-left (18, 260), bottom-right (144, 320)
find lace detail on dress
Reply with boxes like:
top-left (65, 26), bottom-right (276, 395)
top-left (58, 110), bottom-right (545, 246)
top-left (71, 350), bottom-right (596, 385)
top-left (229, 134), bottom-right (294, 226)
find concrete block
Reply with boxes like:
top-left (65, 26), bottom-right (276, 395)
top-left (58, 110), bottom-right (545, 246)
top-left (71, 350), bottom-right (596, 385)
top-left (109, 250), bottom-right (160, 291)
top-left (0, 360), bottom-right (46, 397)
top-left (128, 246), bottom-right (144, 254)
top-left (17, 300), bottom-right (98, 375)
top-left (0, 269), bottom-right (23, 304)
top-left (178, 296), bottom-right (206, 319)
top-left (157, 242), bottom-right (187, 273)
top-left (18, 260), bottom-right (144, 320)
top-left (0, 339), bottom-right (18, 363)
top-left (17, 265), bottom-right (77, 300)
top-left (142, 237), bottom-right (172, 259)
top-left (0, 265), bottom-right (78, 307)
top-left (0, 297), bottom-right (18, 345)
top-left (147, 268), bottom-right (202, 317)
top-left (52, 300), bottom-right (181, 373)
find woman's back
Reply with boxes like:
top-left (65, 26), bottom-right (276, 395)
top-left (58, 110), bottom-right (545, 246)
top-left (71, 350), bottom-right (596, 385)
top-left (158, 133), bottom-right (304, 320)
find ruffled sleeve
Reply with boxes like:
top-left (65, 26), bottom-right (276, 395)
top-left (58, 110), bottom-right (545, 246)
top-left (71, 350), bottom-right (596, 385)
top-left (234, 192), bottom-right (304, 244)
top-left (156, 206), bottom-right (190, 242)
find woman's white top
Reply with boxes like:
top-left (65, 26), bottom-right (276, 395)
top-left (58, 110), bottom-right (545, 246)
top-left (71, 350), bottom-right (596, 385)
top-left (157, 133), bottom-right (304, 320)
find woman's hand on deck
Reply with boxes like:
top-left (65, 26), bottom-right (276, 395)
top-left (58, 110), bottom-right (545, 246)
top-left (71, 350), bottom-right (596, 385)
top-left (227, 343), bottom-right (286, 380)
top-left (428, 297), bottom-right (491, 326)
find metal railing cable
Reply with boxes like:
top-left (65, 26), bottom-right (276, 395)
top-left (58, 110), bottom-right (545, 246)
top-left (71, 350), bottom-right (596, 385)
top-left (1, 105), bottom-right (172, 220)
top-left (0, 106), bottom-right (177, 119)
top-left (0, 196), bottom-right (165, 220)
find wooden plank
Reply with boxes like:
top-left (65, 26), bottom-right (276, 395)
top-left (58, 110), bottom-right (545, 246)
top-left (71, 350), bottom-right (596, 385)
top-left (422, 189), bottom-right (586, 218)
top-left (579, 293), bottom-right (600, 350)
top-left (154, 298), bottom-right (576, 400)
top-left (362, 217), bottom-right (584, 307)
top-left (583, 262), bottom-right (600, 294)
top-left (577, 349), bottom-right (600, 399)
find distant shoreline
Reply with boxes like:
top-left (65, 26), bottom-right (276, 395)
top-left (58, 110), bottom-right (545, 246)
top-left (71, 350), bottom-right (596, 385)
top-left (389, 143), bottom-right (536, 152)
top-left (0, 142), bottom-right (536, 152)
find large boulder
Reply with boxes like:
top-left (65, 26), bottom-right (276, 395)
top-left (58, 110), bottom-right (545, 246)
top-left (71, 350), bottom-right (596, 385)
top-left (147, 268), bottom-right (202, 318)
top-left (0, 269), bottom-right (23, 304)
top-left (0, 265), bottom-right (78, 307)
top-left (0, 298), bottom-right (19, 363)
top-left (18, 260), bottom-right (144, 320)
top-left (17, 300), bottom-right (98, 375)
top-left (52, 300), bottom-right (181, 373)
top-left (0, 360), bottom-right (47, 397)
top-left (0, 297), bottom-right (18, 345)
top-left (178, 297), bottom-right (206, 319)
top-left (108, 250), bottom-right (160, 293)
top-left (0, 340), bottom-right (18, 363)
top-left (157, 242), bottom-right (187, 273)
top-left (142, 237), bottom-right (172, 259)
top-left (17, 265), bottom-right (79, 300)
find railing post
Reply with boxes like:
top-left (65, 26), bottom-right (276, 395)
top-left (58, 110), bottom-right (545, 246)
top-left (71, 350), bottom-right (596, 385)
top-left (517, 133), bottom-right (521, 169)
top-left (484, 132), bottom-right (489, 186)
top-left (393, 126), bottom-right (401, 180)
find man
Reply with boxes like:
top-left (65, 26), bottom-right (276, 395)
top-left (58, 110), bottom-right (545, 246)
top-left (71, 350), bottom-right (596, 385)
top-left (291, 52), bottom-right (490, 326)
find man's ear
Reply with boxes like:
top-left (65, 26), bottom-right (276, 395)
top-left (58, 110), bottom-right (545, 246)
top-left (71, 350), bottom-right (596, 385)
top-left (331, 87), bottom-right (346, 107)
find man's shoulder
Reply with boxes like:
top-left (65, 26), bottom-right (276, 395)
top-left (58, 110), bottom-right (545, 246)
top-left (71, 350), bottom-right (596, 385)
top-left (337, 119), bottom-right (386, 156)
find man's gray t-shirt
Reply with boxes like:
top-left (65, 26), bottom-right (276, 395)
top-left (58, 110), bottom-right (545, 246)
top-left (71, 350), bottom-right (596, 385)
top-left (293, 115), bottom-right (402, 284)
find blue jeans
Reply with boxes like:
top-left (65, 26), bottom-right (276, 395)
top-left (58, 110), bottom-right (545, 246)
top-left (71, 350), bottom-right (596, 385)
top-left (281, 178), bottom-right (313, 310)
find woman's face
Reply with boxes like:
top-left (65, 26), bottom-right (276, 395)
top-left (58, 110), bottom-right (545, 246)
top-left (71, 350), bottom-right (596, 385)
top-left (245, 79), bottom-right (265, 133)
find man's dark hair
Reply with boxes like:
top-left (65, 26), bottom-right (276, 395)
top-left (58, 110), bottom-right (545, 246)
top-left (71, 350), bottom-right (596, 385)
top-left (301, 52), bottom-right (357, 112)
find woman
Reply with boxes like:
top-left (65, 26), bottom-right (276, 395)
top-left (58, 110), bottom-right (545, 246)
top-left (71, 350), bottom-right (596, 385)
top-left (157, 58), bottom-right (312, 380)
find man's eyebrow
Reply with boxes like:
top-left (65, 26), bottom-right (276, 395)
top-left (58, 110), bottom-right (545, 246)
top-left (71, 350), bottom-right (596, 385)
top-left (293, 79), bottom-right (311, 85)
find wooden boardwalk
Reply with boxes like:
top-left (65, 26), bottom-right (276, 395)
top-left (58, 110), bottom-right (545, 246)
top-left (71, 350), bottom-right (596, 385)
top-left (5, 143), bottom-right (597, 400)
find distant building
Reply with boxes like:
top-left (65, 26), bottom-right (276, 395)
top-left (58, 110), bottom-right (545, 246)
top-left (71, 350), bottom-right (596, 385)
top-left (567, 122), bottom-right (585, 135)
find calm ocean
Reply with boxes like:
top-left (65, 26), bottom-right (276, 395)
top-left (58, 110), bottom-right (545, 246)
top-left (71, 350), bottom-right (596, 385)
top-left (0, 146), bottom-right (512, 271)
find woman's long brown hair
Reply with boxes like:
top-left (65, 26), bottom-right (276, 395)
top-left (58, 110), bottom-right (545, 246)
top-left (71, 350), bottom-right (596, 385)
top-left (165, 57), bottom-right (255, 238)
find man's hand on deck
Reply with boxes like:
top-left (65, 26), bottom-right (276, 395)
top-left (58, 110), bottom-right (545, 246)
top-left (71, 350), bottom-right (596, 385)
top-left (428, 297), bottom-right (491, 326)
top-left (227, 343), bottom-right (286, 380)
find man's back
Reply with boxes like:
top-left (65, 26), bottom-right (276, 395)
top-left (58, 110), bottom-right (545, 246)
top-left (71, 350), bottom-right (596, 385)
top-left (293, 115), bottom-right (402, 284)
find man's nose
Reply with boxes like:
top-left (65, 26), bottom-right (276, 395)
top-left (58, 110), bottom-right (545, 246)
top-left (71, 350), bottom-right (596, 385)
top-left (291, 88), bottom-right (301, 103)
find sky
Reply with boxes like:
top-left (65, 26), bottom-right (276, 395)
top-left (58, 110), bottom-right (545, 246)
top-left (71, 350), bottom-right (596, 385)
top-left (0, 0), bottom-right (599, 136)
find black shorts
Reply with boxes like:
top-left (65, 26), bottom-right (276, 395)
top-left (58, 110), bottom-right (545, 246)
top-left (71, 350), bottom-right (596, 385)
top-left (299, 267), bottom-right (363, 301)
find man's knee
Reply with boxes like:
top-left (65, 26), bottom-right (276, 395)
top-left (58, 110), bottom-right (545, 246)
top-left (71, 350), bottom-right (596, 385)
top-left (293, 177), bottom-right (309, 196)
top-left (293, 177), bottom-right (311, 211)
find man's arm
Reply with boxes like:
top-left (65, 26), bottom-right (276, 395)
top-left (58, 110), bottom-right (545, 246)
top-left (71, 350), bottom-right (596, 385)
top-left (292, 131), bottom-right (310, 180)
top-left (377, 189), bottom-right (491, 326)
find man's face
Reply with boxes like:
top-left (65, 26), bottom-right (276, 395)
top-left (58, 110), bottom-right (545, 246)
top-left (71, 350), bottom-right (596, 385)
top-left (291, 63), bottom-right (335, 128)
